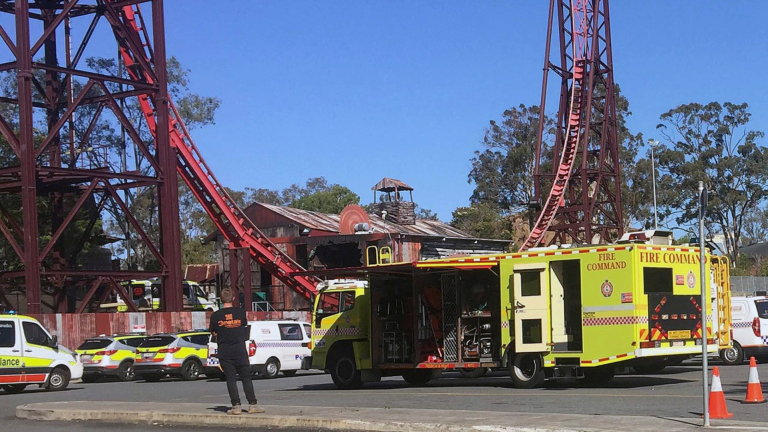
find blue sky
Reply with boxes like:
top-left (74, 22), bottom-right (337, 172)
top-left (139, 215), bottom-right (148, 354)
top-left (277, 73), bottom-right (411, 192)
top-left (158, 1), bottom-right (768, 221)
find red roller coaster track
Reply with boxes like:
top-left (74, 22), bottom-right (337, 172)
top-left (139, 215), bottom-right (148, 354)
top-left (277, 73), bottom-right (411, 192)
top-left (112, 4), bottom-right (318, 300)
top-left (522, 0), bottom-right (623, 250)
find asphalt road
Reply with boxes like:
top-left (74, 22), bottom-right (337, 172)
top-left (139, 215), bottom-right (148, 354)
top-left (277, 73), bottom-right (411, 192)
top-left (3, 359), bottom-right (768, 431)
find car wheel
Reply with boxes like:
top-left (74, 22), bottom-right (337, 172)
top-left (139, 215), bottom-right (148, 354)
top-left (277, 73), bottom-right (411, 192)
top-left (330, 353), bottom-right (363, 389)
top-left (117, 362), bottom-right (136, 382)
top-left (282, 370), bottom-right (297, 377)
top-left (510, 354), bottom-right (544, 389)
top-left (458, 367), bottom-right (488, 378)
top-left (2, 384), bottom-right (27, 394)
top-left (142, 373), bottom-right (164, 382)
top-left (81, 374), bottom-right (100, 384)
top-left (181, 359), bottom-right (202, 381)
top-left (46, 367), bottom-right (70, 391)
top-left (262, 358), bottom-right (280, 379)
top-left (720, 342), bottom-right (744, 365)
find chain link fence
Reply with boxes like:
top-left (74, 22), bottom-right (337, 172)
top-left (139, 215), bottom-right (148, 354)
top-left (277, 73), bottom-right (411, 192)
top-left (730, 276), bottom-right (768, 297)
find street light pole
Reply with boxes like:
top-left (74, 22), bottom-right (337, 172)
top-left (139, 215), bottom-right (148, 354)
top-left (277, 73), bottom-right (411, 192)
top-left (648, 139), bottom-right (660, 229)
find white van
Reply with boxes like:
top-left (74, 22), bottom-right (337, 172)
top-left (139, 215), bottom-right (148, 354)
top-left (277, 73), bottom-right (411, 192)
top-left (0, 314), bottom-right (83, 393)
top-left (207, 320), bottom-right (311, 378)
top-left (720, 296), bottom-right (768, 365)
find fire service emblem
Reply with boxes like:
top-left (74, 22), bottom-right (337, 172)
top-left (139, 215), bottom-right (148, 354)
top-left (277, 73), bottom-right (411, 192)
top-left (601, 279), bottom-right (614, 298)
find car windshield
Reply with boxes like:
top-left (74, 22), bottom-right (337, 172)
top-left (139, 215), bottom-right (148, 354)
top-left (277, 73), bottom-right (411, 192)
top-left (77, 339), bottom-right (112, 350)
top-left (756, 300), bottom-right (768, 319)
top-left (138, 336), bottom-right (176, 348)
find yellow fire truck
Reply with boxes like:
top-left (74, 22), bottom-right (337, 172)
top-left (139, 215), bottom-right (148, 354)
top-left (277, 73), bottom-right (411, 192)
top-left (304, 240), bottom-right (732, 389)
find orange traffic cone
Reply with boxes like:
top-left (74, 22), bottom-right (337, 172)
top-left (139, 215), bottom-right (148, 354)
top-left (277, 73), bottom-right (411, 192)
top-left (708, 366), bottom-right (734, 418)
top-left (743, 357), bottom-right (766, 404)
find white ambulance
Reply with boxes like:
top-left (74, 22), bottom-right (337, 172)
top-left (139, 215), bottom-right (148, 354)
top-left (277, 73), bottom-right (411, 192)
top-left (721, 296), bottom-right (768, 365)
top-left (0, 313), bottom-right (83, 393)
top-left (207, 320), bottom-right (311, 378)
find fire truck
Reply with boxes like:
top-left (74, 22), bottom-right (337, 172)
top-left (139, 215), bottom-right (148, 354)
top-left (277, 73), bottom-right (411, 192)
top-left (304, 236), bottom-right (732, 389)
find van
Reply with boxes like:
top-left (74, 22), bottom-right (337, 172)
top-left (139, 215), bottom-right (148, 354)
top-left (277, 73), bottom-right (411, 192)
top-left (721, 296), bottom-right (768, 365)
top-left (0, 314), bottom-right (83, 393)
top-left (207, 320), bottom-right (311, 378)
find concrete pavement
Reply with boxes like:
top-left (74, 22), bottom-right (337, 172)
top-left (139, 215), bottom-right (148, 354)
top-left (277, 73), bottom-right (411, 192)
top-left (16, 401), bottom-right (768, 432)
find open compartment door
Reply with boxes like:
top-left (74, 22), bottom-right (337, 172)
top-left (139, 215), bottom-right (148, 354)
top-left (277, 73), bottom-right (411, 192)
top-left (513, 264), bottom-right (550, 353)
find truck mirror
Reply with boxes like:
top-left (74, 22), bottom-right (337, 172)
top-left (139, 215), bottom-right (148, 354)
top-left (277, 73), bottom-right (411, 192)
top-left (51, 335), bottom-right (58, 348)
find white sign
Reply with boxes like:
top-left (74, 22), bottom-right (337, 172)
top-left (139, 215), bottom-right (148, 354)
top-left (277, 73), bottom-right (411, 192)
top-left (131, 324), bottom-right (146, 333)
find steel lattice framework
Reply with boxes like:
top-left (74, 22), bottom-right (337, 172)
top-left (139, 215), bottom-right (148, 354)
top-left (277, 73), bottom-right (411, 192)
top-left (0, 0), bottom-right (317, 314)
top-left (0, 0), bottom-right (182, 313)
top-left (524, 0), bottom-right (623, 249)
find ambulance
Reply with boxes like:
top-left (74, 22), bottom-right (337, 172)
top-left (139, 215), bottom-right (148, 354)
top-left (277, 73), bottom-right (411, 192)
top-left (304, 237), bottom-right (732, 389)
top-left (0, 313), bottom-right (83, 393)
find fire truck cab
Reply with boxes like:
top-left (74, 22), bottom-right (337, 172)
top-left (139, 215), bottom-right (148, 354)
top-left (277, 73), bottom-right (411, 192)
top-left (305, 240), bottom-right (731, 389)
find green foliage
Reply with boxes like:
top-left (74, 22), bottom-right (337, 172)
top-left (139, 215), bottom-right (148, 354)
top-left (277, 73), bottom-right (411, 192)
top-left (291, 184), bottom-right (360, 214)
top-left (468, 104), bottom-right (550, 215)
top-left (655, 102), bottom-right (768, 260)
top-left (450, 203), bottom-right (512, 240)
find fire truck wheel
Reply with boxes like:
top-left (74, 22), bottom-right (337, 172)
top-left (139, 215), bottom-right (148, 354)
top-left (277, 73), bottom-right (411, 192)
top-left (330, 353), bottom-right (363, 389)
top-left (510, 354), bottom-right (543, 389)
top-left (402, 370), bottom-right (434, 386)
top-left (580, 366), bottom-right (615, 386)
top-left (719, 342), bottom-right (743, 365)
top-left (458, 367), bottom-right (488, 378)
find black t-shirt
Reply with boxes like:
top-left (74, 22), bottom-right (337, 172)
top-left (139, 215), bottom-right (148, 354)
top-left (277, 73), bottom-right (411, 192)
top-left (209, 307), bottom-right (248, 359)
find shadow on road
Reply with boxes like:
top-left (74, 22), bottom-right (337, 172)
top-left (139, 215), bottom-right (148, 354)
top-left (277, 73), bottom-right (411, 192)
top-left (290, 374), bottom-right (694, 392)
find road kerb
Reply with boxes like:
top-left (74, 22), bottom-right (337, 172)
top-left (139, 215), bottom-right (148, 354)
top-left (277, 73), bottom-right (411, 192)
top-left (16, 402), bottom-right (575, 432)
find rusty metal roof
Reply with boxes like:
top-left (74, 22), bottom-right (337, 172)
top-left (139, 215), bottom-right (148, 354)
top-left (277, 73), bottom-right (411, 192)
top-left (257, 203), bottom-right (472, 238)
top-left (371, 177), bottom-right (414, 192)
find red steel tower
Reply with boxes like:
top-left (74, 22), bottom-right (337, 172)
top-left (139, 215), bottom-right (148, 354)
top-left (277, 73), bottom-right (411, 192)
top-left (0, 0), bottom-right (183, 313)
top-left (523, 0), bottom-right (623, 250)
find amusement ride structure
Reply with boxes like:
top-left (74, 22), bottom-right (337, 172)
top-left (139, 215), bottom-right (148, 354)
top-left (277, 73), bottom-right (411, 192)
top-left (0, 0), bottom-right (622, 314)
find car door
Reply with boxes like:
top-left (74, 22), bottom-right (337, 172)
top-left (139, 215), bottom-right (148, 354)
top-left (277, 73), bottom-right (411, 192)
top-left (0, 319), bottom-right (23, 384)
top-left (19, 320), bottom-right (57, 384)
top-left (278, 323), bottom-right (303, 369)
top-left (512, 263), bottom-right (550, 354)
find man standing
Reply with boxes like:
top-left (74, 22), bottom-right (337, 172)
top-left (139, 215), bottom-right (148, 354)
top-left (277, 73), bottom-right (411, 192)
top-left (209, 288), bottom-right (261, 415)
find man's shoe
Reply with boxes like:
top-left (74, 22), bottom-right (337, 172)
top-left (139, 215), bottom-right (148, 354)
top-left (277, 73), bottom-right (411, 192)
top-left (248, 403), bottom-right (264, 414)
top-left (227, 404), bottom-right (243, 415)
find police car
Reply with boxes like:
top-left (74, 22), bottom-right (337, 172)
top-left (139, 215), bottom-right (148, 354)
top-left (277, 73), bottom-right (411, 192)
top-left (134, 331), bottom-right (208, 381)
top-left (207, 321), bottom-right (311, 379)
top-left (0, 313), bottom-right (83, 393)
top-left (721, 296), bottom-right (768, 365)
top-left (76, 334), bottom-right (145, 382)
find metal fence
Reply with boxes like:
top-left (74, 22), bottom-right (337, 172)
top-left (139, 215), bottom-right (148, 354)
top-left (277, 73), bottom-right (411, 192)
top-left (730, 276), bottom-right (768, 297)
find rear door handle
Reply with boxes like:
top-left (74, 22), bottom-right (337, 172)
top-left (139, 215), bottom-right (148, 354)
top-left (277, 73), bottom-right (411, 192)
top-left (24, 349), bottom-right (33, 353)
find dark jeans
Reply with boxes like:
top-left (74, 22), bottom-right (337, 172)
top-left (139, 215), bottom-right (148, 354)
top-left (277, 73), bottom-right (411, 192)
top-left (219, 356), bottom-right (256, 406)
